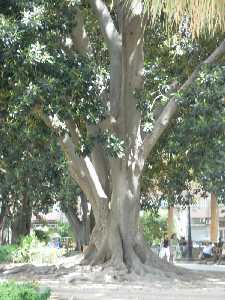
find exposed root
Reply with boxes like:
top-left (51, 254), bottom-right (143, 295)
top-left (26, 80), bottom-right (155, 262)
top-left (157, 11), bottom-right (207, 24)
top-left (91, 238), bottom-right (108, 266)
top-left (80, 243), bottom-right (96, 265)
top-left (80, 222), bottom-right (186, 279)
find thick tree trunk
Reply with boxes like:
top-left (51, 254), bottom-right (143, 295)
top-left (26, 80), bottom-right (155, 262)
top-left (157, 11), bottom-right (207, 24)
top-left (11, 194), bottom-right (32, 244)
top-left (82, 169), bottom-right (177, 275)
top-left (11, 213), bottom-right (32, 244)
top-left (168, 207), bottom-right (175, 238)
top-left (89, 208), bottom-right (95, 234)
top-left (65, 209), bottom-right (88, 251)
top-left (0, 217), bottom-right (6, 245)
top-left (210, 192), bottom-right (218, 242)
top-left (0, 204), bottom-right (7, 245)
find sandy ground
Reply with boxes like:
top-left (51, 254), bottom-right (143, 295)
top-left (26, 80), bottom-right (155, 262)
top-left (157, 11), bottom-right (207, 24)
top-left (0, 254), bottom-right (225, 300)
top-left (46, 277), bottom-right (225, 300)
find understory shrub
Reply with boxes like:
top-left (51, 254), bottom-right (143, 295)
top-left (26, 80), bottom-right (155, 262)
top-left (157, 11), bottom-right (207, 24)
top-left (57, 222), bottom-right (73, 238)
top-left (12, 233), bottom-right (44, 263)
top-left (0, 245), bottom-right (16, 263)
top-left (0, 235), bottom-right (42, 263)
top-left (0, 282), bottom-right (51, 300)
top-left (34, 229), bottom-right (50, 244)
top-left (140, 211), bottom-right (167, 246)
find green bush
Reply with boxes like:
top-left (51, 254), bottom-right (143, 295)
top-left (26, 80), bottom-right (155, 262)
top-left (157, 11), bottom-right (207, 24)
top-left (57, 222), bottom-right (73, 238)
top-left (0, 234), bottom-right (43, 263)
top-left (0, 245), bottom-right (16, 263)
top-left (34, 230), bottom-right (50, 244)
top-left (140, 211), bottom-right (167, 246)
top-left (12, 233), bottom-right (44, 263)
top-left (0, 282), bottom-right (51, 300)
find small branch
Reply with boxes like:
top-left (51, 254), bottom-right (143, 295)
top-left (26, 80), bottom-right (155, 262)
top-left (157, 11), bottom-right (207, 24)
top-left (65, 120), bottom-right (82, 145)
top-left (33, 105), bottom-right (54, 130)
top-left (89, 0), bottom-right (121, 52)
top-left (143, 38), bottom-right (225, 160)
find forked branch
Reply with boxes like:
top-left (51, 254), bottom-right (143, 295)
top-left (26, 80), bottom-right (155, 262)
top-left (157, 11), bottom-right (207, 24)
top-left (89, 0), bottom-right (121, 52)
top-left (143, 38), bottom-right (225, 160)
top-left (33, 106), bottom-right (108, 211)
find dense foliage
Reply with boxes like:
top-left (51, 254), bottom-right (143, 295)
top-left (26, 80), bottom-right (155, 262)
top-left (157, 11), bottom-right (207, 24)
top-left (140, 211), bottom-right (167, 246)
top-left (0, 245), bottom-right (16, 263)
top-left (0, 282), bottom-right (50, 300)
top-left (141, 24), bottom-right (225, 209)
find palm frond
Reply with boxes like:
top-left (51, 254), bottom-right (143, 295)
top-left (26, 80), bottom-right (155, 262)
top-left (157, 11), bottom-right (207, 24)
top-left (125, 0), bottom-right (225, 36)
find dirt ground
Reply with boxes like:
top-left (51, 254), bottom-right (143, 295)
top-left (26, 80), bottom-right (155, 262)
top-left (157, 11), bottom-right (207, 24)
top-left (0, 254), bottom-right (225, 300)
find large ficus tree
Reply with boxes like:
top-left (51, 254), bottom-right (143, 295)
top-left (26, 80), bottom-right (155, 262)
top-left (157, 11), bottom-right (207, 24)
top-left (1, 0), bottom-right (225, 274)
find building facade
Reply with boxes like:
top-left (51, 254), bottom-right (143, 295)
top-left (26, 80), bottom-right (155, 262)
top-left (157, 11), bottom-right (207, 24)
top-left (174, 195), bottom-right (225, 242)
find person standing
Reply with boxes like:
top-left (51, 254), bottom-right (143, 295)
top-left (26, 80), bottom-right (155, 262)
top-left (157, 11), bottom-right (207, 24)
top-left (159, 234), bottom-right (170, 262)
top-left (217, 243), bottom-right (225, 265)
top-left (218, 237), bottom-right (223, 250)
top-left (179, 236), bottom-right (187, 258)
top-left (170, 233), bottom-right (179, 263)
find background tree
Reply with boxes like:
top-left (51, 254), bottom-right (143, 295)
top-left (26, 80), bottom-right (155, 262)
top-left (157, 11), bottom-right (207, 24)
top-left (141, 23), bottom-right (225, 209)
top-left (57, 169), bottom-right (91, 251)
top-left (0, 117), bottom-right (61, 243)
top-left (0, 107), bottom-right (92, 248)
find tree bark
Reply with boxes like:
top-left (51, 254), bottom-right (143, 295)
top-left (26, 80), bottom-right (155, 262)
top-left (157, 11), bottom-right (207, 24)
top-left (0, 217), bottom-right (7, 245)
top-left (64, 192), bottom-right (90, 252)
top-left (65, 209), bottom-right (88, 251)
top-left (210, 192), bottom-right (218, 243)
top-left (11, 193), bottom-right (32, 244)
top-left (0, 204), bottom-right (7, 245)
top-left (167, 207), bottom-right (175, 238)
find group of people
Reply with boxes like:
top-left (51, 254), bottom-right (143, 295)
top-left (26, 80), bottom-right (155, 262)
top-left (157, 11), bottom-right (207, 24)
top-left (200, 238), bottom-right (225, 264)
top-left (159, 233), bottom-right (225, 264)
top-left (159, 233), bottom-right (184, 263)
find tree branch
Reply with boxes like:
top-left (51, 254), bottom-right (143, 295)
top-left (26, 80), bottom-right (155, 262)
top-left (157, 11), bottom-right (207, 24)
top-left (89, 0), bottom-right (121, 52)
top-left (33, 106), bottom-right (108, 207)
top-left (143, 38), bottom-right (225, 160)
top-left (71, 8), bottom-right (92, 55)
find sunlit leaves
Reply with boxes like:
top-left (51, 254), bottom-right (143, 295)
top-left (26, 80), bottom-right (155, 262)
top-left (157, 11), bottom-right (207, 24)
top-left (25, 42), bottom-right (55, 64)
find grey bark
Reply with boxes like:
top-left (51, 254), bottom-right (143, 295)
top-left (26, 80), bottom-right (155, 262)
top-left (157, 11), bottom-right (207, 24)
top-left (0, 219), bottom-right (7, 245)
top-left (63, 192), bottom-right (90, 252)
top-left (0, 205), bottom-right (7, 245)
top-left (11, 193), bottom-right (32, 244)
top-left (143, 38), bottom-right (225, 160)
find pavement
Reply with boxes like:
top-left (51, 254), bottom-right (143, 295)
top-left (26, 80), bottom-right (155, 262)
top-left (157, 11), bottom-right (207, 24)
top-left (47, 261), bottom-right (225, 300)
top-left (176, 261), bottom-right (225, 273)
